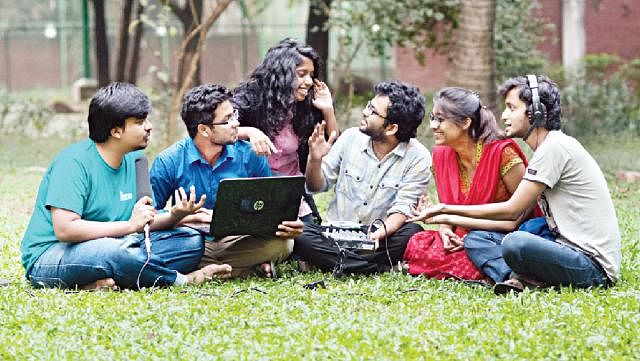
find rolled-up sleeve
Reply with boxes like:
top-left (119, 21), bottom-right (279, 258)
top-left (386, 152), bottom-right (431, 217)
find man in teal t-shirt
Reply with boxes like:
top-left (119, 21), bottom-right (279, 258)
top-left (21, 83), bottom-right (232, 290)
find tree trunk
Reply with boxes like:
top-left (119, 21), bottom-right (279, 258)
top-left (448, 0), bottom-right (496, 111)
top-left (115, 0), bottom-right (134, 82)
top-left (166, 0), bottom-right (232, 145)
top-left (170, 0), bottom-right (203, 92)
top-left (92, 0), bottom-right (110, 87)
top-left (306, 0), bottom-right (332, 81)
top-left (127, 0), bottom-right (145, 84)
top-left (562, 0), bottom-right (585, 78)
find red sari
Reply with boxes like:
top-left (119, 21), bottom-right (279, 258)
top-left (403, 139), bottom-right (529, 280)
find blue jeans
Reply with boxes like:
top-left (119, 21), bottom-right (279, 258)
top-left (464, 230), bottom-right (511, 283)
top-left (501, 231), bottom-right (609, 288)
top-left (28, 227), bottom-right (203, 289)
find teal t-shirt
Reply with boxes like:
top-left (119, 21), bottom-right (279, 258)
top-left (20, 139), bottom-right (143, 275)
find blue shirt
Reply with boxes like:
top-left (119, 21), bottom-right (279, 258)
top-left (150, 137), bottom-right (272, 210)
top-left (21, 139), bottom-right (142, 274)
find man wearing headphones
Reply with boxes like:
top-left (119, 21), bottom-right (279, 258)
top-left (410, 75), bottom-right (620, 294)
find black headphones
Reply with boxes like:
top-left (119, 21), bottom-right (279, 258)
top-left (523, 74), bottom-right (547, 141)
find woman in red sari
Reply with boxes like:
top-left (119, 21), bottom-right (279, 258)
top-left (403, 87), bottom-right (530, 281)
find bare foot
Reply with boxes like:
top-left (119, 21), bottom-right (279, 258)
top-left (260, 262), bottom-right (272, 278)
top-left (80, 278), bottom-right (117, 291)
top-left (187, 264), bottom-right (232, 285)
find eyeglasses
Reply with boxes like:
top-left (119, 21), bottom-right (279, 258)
top-left (365, 101), bottom-right (387, 119)
top-left (210, 109), bottom-right (239, 126)
top-left (429, 112), bottom-right (446, 125)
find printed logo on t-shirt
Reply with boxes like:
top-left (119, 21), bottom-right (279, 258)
top-left (120, 191), bottom-right (133, 201)
top-left (527, 168), bottom-right (538, 175)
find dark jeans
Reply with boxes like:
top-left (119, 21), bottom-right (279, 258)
top-left (502, 231), bottom-right (610, 288)
top-left (293, 222), bottom-right (423, 275)
top-left (465, 230), bottom-right (610, 287)
top-left (28, 227), bottom-right (203, 289)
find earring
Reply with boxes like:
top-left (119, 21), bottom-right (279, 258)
top-left (202, 132), bottom-right (208, 137)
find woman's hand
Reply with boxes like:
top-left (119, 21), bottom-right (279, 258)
top-left (247, 127), bottom-right (278, 156)
top-left (312, 80), bottom-right (334, 112)
top-left (439, 226), bottom-right (464, 252)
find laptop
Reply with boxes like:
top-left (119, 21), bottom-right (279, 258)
top-left (185, 176), bottom-right (305, 239)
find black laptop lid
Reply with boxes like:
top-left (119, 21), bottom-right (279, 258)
top-left (210, 176), bottom-right (305, 238)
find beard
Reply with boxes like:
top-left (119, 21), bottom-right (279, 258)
top-left (359, 125), bottom-right (385, 141)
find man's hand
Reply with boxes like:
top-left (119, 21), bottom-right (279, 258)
top-left (129, 196), bottom-right (157, 233)
top-left (247, 127), bottom-right (278, 156)
top-left (311, 80), bottom-right (334, 112)
top-left (170, 185), bottom-right (206, 221)
top-left (275, 219), bottom-right (304, 239)
top-left (308, 121), bottom-right (338, 162)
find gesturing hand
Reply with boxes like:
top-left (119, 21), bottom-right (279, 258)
top-left (170, 185), bottom-right (206, 220)
top-left (311, 80), bottom-right (334, 112)
top-left (308, 121), bottom-right (338, 162)
top-left (407, 195), bottom-right (446, 223)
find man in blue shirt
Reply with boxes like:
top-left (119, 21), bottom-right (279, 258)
top-left (151, 84), bottom-right (303, 278)
top-left (21, 83), bottom-right (232, 290)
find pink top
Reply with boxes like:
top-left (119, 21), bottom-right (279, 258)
top-left (268, 122), bottom-right (312, 217)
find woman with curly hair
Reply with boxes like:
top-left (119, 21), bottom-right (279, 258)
top-left (233, 38), bottom-right (338, 223)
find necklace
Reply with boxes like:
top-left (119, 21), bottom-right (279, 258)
top-left (457, 140), bottom-right (484, 193)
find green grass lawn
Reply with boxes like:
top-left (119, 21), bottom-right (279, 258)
top-left (1, 134), bottom-right (639, 360)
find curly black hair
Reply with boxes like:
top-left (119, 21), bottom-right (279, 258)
top-left (88, 82), bottom-right (150, 143)
top-left (498, 75), bottom-right (562, 131)
top-left (181, 84), bottom-right (232, 138)
top-left (374, 80), bottom-right (425, 142)
top-left (433, 87), bottom-right (503, 142)
top-left (232, 38), bottom-right (323, 156)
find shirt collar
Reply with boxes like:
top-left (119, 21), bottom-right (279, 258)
top-left (363, 138), bottom-right (409, 159)
top-left (185, 137), bottom-right (237, 165)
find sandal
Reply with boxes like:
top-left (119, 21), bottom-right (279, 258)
top-left (494, 279), bottom-right (525, 294)
top-left (494, 276), bottom-right (545, 295)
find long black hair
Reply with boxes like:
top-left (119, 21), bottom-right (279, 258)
top-left (433, 87), bottom-right (503, 142)
top-left (232, 38), bottom-right (323, 168)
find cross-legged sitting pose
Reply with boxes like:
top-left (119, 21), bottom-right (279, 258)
top-left (150, 84), bottom-right (303, 278)
top-left (403, 87), bottom-right (533, 282)
top-left (21, 83), bottom-right (231, 290)
top-left (410, 75), bottom-right (620, 293)
top-left (293, 80), bottom-right (431, 275)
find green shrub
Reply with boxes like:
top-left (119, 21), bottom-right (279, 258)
top-left (562, 56), bottom-right (640, 136)
top-left (494, 0), bottom-right (552, 83)
top-left (0, 89), bottom-right (52, 136)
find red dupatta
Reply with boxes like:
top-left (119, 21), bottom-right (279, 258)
top-left (403, 138), bottom-right (531, 279)
top-left (434, 138), bottom-right (528, 208)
